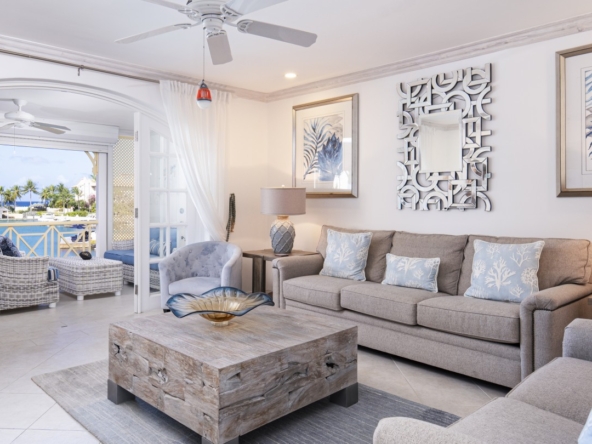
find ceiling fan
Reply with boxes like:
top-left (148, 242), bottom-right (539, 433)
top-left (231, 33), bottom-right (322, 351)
top-left (116, 0), bottom-right (317, 65)
top-left (0, 99), bottom-right (71, 135)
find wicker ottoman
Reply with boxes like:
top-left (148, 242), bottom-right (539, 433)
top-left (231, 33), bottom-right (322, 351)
top-left (49, 257), bottom-right (123, 301)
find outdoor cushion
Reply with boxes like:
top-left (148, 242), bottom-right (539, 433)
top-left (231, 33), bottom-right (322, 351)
top-left (340, 283), bottom-right (445, 325)
top-left (464, 240), bottom-right (545, 303)
top-left (390, 231), bottom-right (468, 295)
top-left (283, 275), bottom-right (357, 311)
top-left (168, 276), bottom-right (221, 297)
top-left (0, 236), bottom-right (21, 257)
top-left (458, 235), bottom-right (592, 295)
top-left (104, 249), bottom-right (160, 271)
top-left (316, 225), bottom-right (395, 283)
top-left (382, 254), bottom-right (440, 293)
top-left (508, 357), bottom-right (592, 425)
top-left (319, 229), bottom-right (372, 281)
top-left (417, 296), bottom-right (521, 343)
top-left (450, 398), bottom-right (582, 444)
top-left (47, 266), bottom-right (59, 282)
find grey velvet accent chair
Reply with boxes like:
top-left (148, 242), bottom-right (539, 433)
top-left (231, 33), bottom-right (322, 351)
top-left (159, 241), bottom-right (243, 310)
top-left (373, 318), bottom-right (592, 444)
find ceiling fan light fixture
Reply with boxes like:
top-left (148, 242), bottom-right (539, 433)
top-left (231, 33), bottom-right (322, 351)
top-left (197, 81), bottom-right (212, 109)
top-left (285, 72), bottom-right (297, 79)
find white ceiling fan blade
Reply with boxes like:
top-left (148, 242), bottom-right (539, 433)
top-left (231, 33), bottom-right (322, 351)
top-left (236, 20), bottom-right (317, 47)
top-left (116, 23), bottom-right (195, 44)
top-left (141, 0), bottom-right (192, 11)
top-left (207, 32), bottom-right (233, 65)
top-left (30, 122), bottom-right (70, 134)
top-left (0, 123), bottom-right (16, 131)
top-left (223, 0), bottom-right (287, 18)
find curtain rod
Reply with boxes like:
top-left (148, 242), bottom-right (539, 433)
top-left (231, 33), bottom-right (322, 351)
top-left (0, 48), bottom-right (160, 84)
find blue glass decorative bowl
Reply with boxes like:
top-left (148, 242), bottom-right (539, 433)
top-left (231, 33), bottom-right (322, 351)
top-left (166, 287), bottom-right (274, 326)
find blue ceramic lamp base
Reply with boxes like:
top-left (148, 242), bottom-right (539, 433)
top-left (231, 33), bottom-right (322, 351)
top-left (270, 216), bottom-right (295, 256)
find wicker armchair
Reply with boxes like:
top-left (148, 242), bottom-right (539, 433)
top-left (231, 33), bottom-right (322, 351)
top-left (0, 256), bottom-right (59, 311)
top-left (108, 239), bottom-right (160, 290)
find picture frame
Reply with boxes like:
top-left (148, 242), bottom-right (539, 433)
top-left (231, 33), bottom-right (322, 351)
top-left (557, 44), bottom-right (592, 197)
top-left (292, 94), bottom-right (359, 198)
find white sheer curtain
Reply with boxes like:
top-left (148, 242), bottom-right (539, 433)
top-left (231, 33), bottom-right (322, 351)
top-left (160, 80), bottom-right (231, 241)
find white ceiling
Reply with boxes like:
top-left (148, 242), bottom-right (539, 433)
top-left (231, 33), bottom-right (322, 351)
top-left (1, 0), bottom-right (592, 93)
top-left (0, 89), bottom-right (134, 130)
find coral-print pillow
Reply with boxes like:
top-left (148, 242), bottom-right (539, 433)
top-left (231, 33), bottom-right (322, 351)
top-left (320, 229), bottom-right (372, 281)
top-left (465, 240), bottom-right (545, 303)
top-left (381, 254), bottom-right (440, 293)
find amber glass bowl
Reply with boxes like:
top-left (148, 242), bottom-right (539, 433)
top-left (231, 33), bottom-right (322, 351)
top-left (166, 287), bottom-right (274, 326)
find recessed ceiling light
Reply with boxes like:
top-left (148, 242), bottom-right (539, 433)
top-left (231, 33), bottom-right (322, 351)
top-left (285, 73), bottom-right (297, 79)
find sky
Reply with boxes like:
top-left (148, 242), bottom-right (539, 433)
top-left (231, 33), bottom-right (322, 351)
top-left (0, 145), bottom-right (92, 201)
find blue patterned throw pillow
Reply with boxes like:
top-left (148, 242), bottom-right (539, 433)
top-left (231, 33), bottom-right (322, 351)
top-left (382, 253), bottom-right (440, 293)
top-left (0, 235), bottom-right (21, 257)
top-left (465, 240), bottom-right (545, 303)
top-left (579, 409), bottom-right (592, 444)
top-left (320, 229), bottom-right (372, 281)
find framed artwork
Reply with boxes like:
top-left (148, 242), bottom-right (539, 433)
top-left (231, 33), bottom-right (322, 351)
top-left (557, 44), bottom-right (592, 196)
top-left (292, 94), bottom-right (359, 198)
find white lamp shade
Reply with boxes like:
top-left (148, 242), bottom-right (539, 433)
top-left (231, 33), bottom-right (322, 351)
top-left (260, 188), bottom-right (306, 216)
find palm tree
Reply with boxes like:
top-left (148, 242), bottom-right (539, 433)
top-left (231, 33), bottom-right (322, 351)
top-left (21, 179), bottom-right (39, 210)
top-left (10, 185), bottom-right (22, 208)
top-left (56, 187), bottom-right (73, 213)
top-left (0, 186), bottom-right (4, 208)
top-left (2, 190), bottom-right (12, 207)
top-left (71, 186), bottom-right (83, 202)
top-left (40, 186), bottom-right (54, 206)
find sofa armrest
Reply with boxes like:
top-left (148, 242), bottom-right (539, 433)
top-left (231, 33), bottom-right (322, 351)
top-left (563, 318), bottom-right (592, 361)
top-left (373, 418), bottom-right (482, 444)
top-left (112, 239), bottom-right (134, 250)
top-left (520, 284), bottom-right (592, 377)
top-left (272, 254), bottom-right (324, 308)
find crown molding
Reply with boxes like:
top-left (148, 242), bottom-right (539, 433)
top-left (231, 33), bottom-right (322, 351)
top-left (1, 12), bottom-right (592, 104)
top-left (0, 34), bottom-right (267, 102)
top-left (263, 12), bottom-right (592, 102)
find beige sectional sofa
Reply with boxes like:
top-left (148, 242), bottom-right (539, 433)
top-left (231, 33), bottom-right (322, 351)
top-left (272, 226), bottom-right (592, 387)
top-left (373, 318), bottom-right (592, 443)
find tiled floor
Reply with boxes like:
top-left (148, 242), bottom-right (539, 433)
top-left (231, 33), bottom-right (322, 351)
top-left (0, 287), bottom-right (509, 443)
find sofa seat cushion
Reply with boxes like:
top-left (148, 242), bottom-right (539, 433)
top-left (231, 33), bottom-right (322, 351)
top-left (390, 231), bottom-right (468, 295)
top-left (168, 276), bottom-right (221, 296)
top-left (104, 249), bottom-right (160, 270)
top-left (417, 296), bottom-right (521, 343)
top-left (450, 398), bottom-right (582, 444)
top-left (283, 275), bottom-right (359, 311)
top-left (508, 357), bottom-right (592, 425)
top-left (340, 283), bottom-right (445, 325)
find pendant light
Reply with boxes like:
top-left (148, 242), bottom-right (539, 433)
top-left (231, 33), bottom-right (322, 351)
top-left (197, 27), bottom-right (212, 110)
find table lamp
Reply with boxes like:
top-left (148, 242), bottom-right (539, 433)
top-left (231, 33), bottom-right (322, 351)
top-left (260, 187), bottom-right (306, 256)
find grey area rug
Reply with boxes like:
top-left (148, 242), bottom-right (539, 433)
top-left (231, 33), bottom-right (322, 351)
top-left (32, 360), bottom-right (459, 444)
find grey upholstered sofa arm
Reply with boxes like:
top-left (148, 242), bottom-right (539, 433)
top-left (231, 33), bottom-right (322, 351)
top-left (520, 283), bottom-right (592, 377)
top-left (220, 246), bottom-right (242, 289)
top-left (563, 318), bottom-right (592, 361)
top-left (272, 254), bottom-right (324, 308)
top-left (373, 418), bottom-right (482, 444)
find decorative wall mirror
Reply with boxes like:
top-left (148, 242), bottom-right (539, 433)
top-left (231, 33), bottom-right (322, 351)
top-left (418, 109), bottom-right (463, 174)
top-left (396, 64), bottom-right (493, 211)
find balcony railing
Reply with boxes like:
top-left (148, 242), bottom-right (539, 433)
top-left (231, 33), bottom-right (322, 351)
top-left (0, 220), bottom-right (98, 258)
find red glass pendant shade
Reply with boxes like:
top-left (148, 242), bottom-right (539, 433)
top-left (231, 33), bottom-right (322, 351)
top-left (197, 81), bottom-right (212, 109)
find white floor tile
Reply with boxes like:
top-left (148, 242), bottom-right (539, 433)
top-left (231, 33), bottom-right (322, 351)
top-left (29, 405), bottom-right (84, 431)
top-left (0, 394), bottom-right (55, 429)
top-left (11, 429), bottom-right (99, 444)
top-left (0, 429), bottom-right (25, 444)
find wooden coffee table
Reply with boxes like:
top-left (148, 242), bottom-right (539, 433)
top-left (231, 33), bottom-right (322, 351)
top-left (108, 307), bottom-right (358, 444)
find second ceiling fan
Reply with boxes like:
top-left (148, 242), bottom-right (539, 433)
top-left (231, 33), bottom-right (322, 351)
top-left (116, 0), bottom-right (317, 65)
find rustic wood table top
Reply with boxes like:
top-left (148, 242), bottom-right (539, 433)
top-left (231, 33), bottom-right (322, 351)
top-left (242, 249), bottom-right (317, 261)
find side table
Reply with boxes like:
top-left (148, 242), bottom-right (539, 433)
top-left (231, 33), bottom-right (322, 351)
top-left (242, 249), bottom-right (317, 293)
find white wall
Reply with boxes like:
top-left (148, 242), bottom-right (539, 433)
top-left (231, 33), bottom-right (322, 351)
top-left (266, 29), bottom-right (592, 254)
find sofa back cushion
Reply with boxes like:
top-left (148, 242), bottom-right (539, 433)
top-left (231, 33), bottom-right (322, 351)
top-left (458, 235), bottom-right (592, 295)
top-left (390, 231), bottom-right (468, 295)
top-left (317, 225), bottom-right (395, 283)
